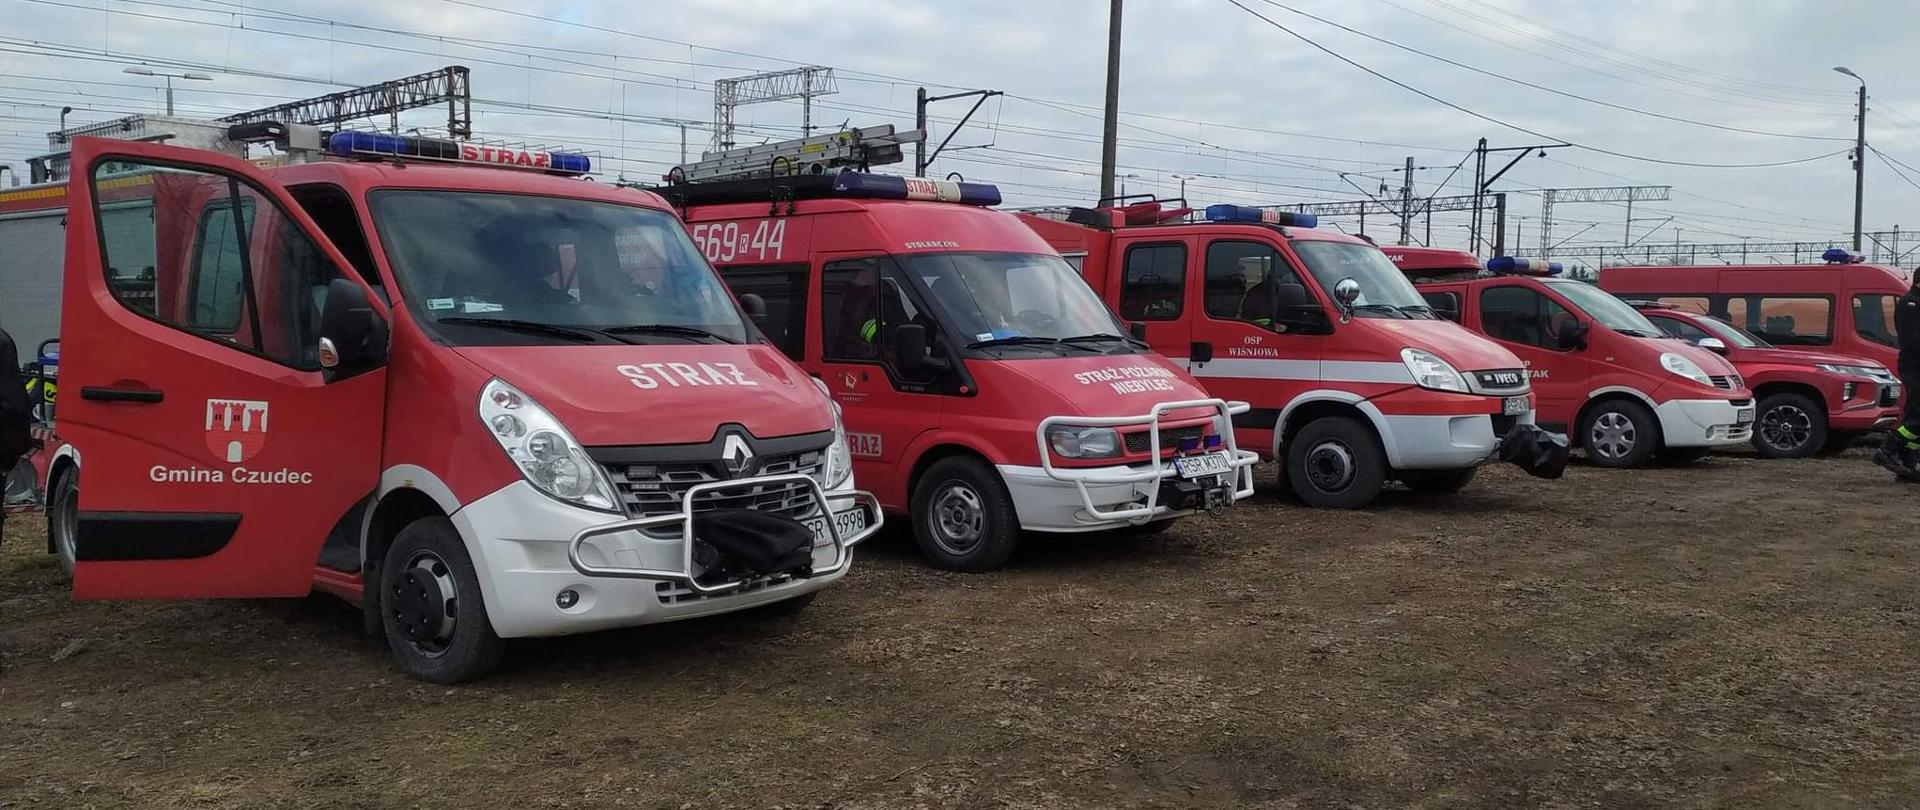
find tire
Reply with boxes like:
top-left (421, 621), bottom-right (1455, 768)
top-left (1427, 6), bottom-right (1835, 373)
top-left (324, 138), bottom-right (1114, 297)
top-left (46, 469), bottom-right (76, 576)
top-left (1578, 399), bottom-right (1660, 469)
top-left (1399, 468), bottom-right (1477, 496)
top-left (379, 517), bottom-right (505, 684)
top-left (1818, 430), bottom-right (1864, 456)
top-left (1751, 392), bottom-right (1827, 459)
top-left (1656, 446), bottom-right (1713, 465)
top-left (910, 456), bottom-right (1020, 572)
top-left (1285, 416), bottom-right (1388, 509)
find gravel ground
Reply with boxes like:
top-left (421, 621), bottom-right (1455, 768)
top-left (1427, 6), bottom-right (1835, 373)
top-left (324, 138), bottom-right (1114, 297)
top-left (1, 448), bottom-right (1915, 809)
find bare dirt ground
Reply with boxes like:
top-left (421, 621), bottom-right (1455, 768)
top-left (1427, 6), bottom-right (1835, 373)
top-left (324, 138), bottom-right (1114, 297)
top-left (2, 448), bottom-right (1916, 809)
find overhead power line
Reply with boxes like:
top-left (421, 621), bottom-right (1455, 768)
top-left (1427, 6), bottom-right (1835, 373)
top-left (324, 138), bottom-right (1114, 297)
top-left (1222, 0), bottom-right (1855, 169)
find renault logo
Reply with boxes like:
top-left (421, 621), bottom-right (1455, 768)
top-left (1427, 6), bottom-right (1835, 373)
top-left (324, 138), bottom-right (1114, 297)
top-left (721, 433), bottom-right (756, 477)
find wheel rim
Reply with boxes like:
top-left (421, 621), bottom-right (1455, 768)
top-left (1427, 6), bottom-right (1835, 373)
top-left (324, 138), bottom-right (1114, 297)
top-left (390, 550), bottom-right (459, 658)
top-left (1589, 411), bottom-right (1638, 459)
top-left (1759, 404), bottom-right (1813, 451)
top-left (54, 481), bottom-right (77, 562)
top-left (929, 482), bottom-right (986, 556)
top-left (1304, 440), bottom-right (1356, 493)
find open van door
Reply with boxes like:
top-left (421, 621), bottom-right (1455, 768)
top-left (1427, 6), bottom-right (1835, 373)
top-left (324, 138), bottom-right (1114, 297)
top-left (59, 137), bottom-right (389, 599)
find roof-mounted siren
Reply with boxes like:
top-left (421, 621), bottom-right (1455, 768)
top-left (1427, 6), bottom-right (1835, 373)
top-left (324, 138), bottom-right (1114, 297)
top-left (1822, 248), bottom-right (1866, 264)
top-left (325, 131), bottom-right (591, 176)
top-left (1203, 204), bottom-right (1318, 228)
top-left (1486, 256), bottom-right (1563, 276)
top-left (830, 173), bottom-right (1001, 206)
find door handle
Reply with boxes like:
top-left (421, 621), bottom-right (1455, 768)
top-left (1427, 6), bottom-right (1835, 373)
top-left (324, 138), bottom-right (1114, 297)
top-left (81, 386), bottom-right (164, 404)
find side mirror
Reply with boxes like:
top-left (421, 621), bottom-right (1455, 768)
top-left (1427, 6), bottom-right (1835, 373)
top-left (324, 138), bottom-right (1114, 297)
top-left (318, 278), bottom-right (388, 379)
top-left (1696, 337), bottom-right (1729, 354)
top-left (894, 323), bottom-right (950, 376)
top-left (1332, 277), bottom-right (1361, 321)
top-left (1128, 321), bottom-right (1148, 341)
top-left (1555, 318), bottom-right (1590, 351)
top-left (738, 292), bottom-right (768, 327)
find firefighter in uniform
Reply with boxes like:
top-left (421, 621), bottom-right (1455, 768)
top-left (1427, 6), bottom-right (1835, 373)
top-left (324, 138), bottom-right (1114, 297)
top-left (1872, 276), bottom-right (1920, 479)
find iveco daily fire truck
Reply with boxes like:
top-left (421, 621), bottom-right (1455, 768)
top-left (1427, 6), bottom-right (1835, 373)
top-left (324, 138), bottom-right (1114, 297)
top-left (657, 128), bottom-right (1256, 572)
top-left (0, 115), bottom-right (879, 682)
top-left (1389, 247), bottom-right (1754, 468)
top-left (1019, 201), bottom-right (1565, 509)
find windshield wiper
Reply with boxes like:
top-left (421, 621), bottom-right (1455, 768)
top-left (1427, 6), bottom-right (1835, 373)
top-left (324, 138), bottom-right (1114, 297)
top-left (434, 316), bottom-right (599, 343)
top-left (1060, 331), bottom-right (1148, 348)
top-left (1396, 303), bottom-right (1436, 319)
top-left (1616, 328), bottom-right (1659, 338)
top-left (1349, 303), bottom-right (1408, 318)
top-left (968, 335), bottom-right (1062, 349)
top-left (598, 324), bottom-right (740, 344)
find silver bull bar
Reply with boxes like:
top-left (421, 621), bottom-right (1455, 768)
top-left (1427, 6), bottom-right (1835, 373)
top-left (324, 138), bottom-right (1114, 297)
top-left (1035, 398), bottom-right (1259, 523)
top-left (565, 472), bottom-right (883, 595)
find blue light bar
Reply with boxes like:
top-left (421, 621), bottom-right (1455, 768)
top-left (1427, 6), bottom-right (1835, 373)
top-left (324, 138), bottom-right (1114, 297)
top-left (1822, 248), bottom-right (1864, 264)
top-left (324, 131), bottom-right (591, 176)
top-left (1486, 256), bottom-right (1561, 276)
top-left (829, 173), bottom-right (1001, 206)
top-left (1203, 204), bottom-right (1318, 228)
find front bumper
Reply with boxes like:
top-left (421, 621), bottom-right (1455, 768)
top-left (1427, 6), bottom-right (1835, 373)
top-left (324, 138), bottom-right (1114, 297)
top-left (1020, 398), bottom-right (1258, 532)
top-left (1377, 410), bottom-right (1533, 470)
top-left (452, 477), bottom-right (879, 639)
top-left (1654, 397), bottom-right (1753, 447)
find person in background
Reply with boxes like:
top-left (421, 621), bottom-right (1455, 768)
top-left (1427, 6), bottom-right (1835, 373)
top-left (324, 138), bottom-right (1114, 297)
top-left (1872, 274), bottom-right (1920, 481)
top-left (0, 328), bottom-right (35, 536)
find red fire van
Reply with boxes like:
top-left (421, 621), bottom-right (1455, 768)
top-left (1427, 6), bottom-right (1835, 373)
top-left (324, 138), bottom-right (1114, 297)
top-left (1630, 304), bottom-right (1899, 456)
top-left (0, 122), bottom-right (880, 682)
top-left (1393, 250), bottom-right (1754, 467)
top-left (1019, 202), bottom-right (1565, 509)
top-left (668, 174), bottom-right (1256, 571)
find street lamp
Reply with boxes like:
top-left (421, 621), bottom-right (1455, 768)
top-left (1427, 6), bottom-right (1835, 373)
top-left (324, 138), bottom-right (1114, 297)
top-left (1834, 66), bottom-right (1866, 252)
top-left (1171, 172), bottom-right (1196, 199)
top-left (123, 66), bottom-right (212, 116)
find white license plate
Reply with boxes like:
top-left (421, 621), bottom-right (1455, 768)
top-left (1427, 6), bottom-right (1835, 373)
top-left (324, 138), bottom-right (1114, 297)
top-left (1736, 407), bottom-right (1755, 424)
top-left (803, 507), bottom-right (867, 543)
top-left (1502, 395), bottom-right (1531, 416)
top-left (1174, 452), bottom-right (1233, 479)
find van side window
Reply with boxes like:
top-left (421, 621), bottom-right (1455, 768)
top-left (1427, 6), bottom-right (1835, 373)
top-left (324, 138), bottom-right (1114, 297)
top-left (1479, 285), bottom-right (1572, 350)
top-left (92, 161), bottom-right (348, 371)
top-left (1420, 290), bottom-right (1461, 322)
top-left (1119, 243), bottom-right (1185, 320)
top-left (1204, 240), bottom-right (1301, 327)
top-left (1647, 314), bottom-right (1711, 343)
top-left (821, 258), bottom-right (930, 369)
top-left (1854, 294), bottom-right (1898, 347)
top-left (1738, 296), bottom-right (1832, 346)
top-left (717, 263), bottom-right (809, 361)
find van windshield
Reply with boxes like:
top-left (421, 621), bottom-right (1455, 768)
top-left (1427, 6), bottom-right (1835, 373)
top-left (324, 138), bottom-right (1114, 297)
top-left (1292, 241), bottom-right (1434, 318)
top-left (1545, 280), bottom-right (1663, 337)
top-left (369, 191), bottom-right (750, 345)
top-left (895, 252), bottom-right (1136, 354)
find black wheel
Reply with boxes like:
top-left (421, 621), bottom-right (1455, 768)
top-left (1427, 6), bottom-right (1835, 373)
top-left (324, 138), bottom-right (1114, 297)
top-left (380, 517), bottom-right (505, 684)
top-left (1285, 416), bottom-right (1387, 509)
top-left (1751, 392), bottom-right (1826, 459)
top-left (1818, 430), bottom-right (1864, 456)
top-left (911, 456), bottom-right (1020, 572)
top-left (1578, 399), bottom-right (1660, 468)
top-left (1656, 446), bottom-right (1713, 464)
top-left (46, 469), bottom-right (76, 576)
top-left (1399, 468), bottom-right (1477, 496)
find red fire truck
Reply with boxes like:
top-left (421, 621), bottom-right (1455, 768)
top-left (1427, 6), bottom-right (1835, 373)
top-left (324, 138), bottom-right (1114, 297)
top-left (0, 118), bottom-right (880, 682)
top-left (1628, 304), bottom-right (1899, 457)
top-left (1019, 202), bottom-right (1565, 509)
top-left (661, 151), bottom-right (1255, 571)
top-left (1390, 249), bottom-right (1754, 468)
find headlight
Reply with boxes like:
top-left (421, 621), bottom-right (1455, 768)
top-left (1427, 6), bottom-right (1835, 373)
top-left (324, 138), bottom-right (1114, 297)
top-left (1400, 348), bottom-right (1467, 392)
top-left (811, 378), bottom-right (853, 490)
top-left (1047, 425), bottom-right (1122, 459)
top-left (479, 379), bottom-right (619, 512)
top-left (1659, 352), bottom-right (1713, 386)
top-left (1816, 363), bottom-right (1884, 379)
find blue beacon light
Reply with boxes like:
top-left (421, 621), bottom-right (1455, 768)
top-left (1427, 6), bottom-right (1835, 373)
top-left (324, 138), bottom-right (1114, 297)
top-left (1202, 204), bottom-right (1318, 228)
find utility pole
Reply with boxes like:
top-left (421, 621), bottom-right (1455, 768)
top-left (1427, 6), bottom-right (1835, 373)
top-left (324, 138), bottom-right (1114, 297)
top-left (1398, 156), bottom-right (1414, 246)
top-left (1835, 67), bottom-right (1867, 252)
top-left (1099, 0), bottom-right (1123, 203)
top-left (1470, 140), bottom-right (1566, 252)
top-left (914, 87), bottom-right (1003, 176)
top-left (1470, 139), bottom-right (1487, 250)
top-left (1492, 193), bottom-right (1508, 256)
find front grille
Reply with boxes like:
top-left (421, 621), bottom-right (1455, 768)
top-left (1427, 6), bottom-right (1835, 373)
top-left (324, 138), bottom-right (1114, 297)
top-left (1472, 368), bottom-right (1528, 392)
top-left (601, 450), bottom-right (824, 523)
top-left (1729, 398), bottom-right (1752, 407)
top-left (1123, 425), bottom-right (1206, 454)
top-left (1709, 374), bottom-right (1743, 390)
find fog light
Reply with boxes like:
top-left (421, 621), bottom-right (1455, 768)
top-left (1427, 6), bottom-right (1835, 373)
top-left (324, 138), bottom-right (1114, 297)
top-left (556, 589), bottom-right (580, 609)
top-left (1843, 382), bottom-right (1857, 400)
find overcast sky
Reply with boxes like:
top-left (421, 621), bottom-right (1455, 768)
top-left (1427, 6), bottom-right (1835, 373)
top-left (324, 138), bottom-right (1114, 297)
top-left (4, 0), bottom-right (1918, 262)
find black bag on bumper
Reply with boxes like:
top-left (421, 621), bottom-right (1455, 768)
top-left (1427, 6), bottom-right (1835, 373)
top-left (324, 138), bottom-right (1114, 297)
top-left (1499, 423), bottom-right (1571, 480)
top-left (691, 509), bottom-right (816, 584)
